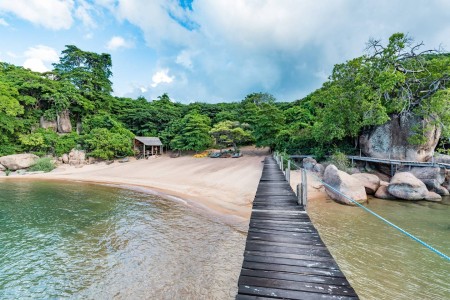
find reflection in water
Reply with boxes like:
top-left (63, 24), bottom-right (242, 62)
top-left (0, 181), bottom-right (246, 299)
top-left (308, 196), bottom-right (450, 300)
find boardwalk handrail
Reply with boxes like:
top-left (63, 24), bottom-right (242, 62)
top-left (290, 154), bottom-right (450, 169)
top-left (282, 153), bottom-right (450, 262)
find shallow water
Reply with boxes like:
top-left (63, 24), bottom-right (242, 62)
top-left (0, 180), bottom-right (246, 299)
top-left (308, 196), bottom-right (450, 300)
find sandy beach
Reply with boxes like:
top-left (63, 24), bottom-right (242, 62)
top-left (4, 147), bottom-right (271, 226)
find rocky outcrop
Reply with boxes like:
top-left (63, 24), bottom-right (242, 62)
top-left (0, 154), bottom-right (39, 171)
top-left (302, 157), bottom-right (324, 175)
top-left (375, 185), bottom-right (397, 200)
top-left (40, 116), bottom-right (57, 131)
top-left (57, 110), bottom-right (72, 133)
top-left (323, 164), bottom-right (367, 205)
top-left (387, 172), bottom-right (429, 200)
top-left (0, 164), bottom-right (5, 171)
top-left (68, 149), bottom-right (85, 165)
top-left (351, 173), bottom-right (380, 194)
top-left (359, 114), bottom-right (441, 162)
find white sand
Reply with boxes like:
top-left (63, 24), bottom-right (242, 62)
top-left (6, 147), bottom-right (269, 224)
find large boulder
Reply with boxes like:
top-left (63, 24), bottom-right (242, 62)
top-left (387, 172), bottom-right (429, 200)
top-left (323, 164), bottom-right (367, 205)
top-left (0, 164), bottom-right (5, 171)
top-left (0, 154), bottom-right (39, 171)
top-left (375, 185), bottom-right (397, 200)
top-left (57, 110), bottom-right (72, 133)
top-left (62, 154), bottom-right (69, 164)
top-left (351, 173), bottom-right (380, 194)
top-left (359, 114), bottom-right (441, 162)
top-left (435, 154), bottom-right (450, 164)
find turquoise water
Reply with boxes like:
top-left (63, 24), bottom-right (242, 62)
top-left (0, 180), bottom-right (246, 299)
top-left (308, 196), bottom-right (450, 300)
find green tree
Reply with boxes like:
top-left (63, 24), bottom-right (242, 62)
top-left (253, 103), bottom-right (285, 150)
top-left (170, 112), bottom-right (212, 152)
top-left (210, 120), bottom-right (252, 152)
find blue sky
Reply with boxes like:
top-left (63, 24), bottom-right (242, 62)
top-left (1, 0), bottom-right (450, 103)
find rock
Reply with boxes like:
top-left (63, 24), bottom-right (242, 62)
top-left (303, 157), bottom-right (324, 175)
top-left (347, 167), bottom-right (361, 174)
top-left (57, 109), bottom-right (72, 133)
top-left (424, 191), bottom-right (442, 202)
top-left (16, 169), bottom-right (26, 175)
top-left (359, 114), bottom-right (441, 162)
top-left (68, 149), bottom-right (85, 165)
top-left (435, 154), bottom-right (450, 164)
top-left (387, 172), bottom-right (429, 200)
top-left (323, 164), bottom-right (367, 205)
top-left (408, 167), bottom-right (446, 184)
top-left (39, 116), bottom-right (57, 131)
top-left (375, 185), bottom-right (397, 200)
top-left (62, 154), bottom-right (69, 164)
top-left (351, 173), bottom-right (380, 194)
top-left (380, 180), bottom-right (389, 187)
top-left (119, 157), bottom-right (129, 163)
top-left (0, 153), bottom-right (39, 171)
top-left (421, 179), bottom-right (449, 196)
top-left (0, 164), bottom-right (5, 171)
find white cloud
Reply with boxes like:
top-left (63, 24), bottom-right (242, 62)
top-left (0, 18), bottom-right (8, 26)
top-left (0, 0), bottom-right (74, 30)
top-left (106, 36), bottom-right (133, 50)
top-left (23, 45), bottom-right (59, 73)
top-left (151, 69), bottom-right (174, 87)
top-left (75, 0), bottom-right (96, 28)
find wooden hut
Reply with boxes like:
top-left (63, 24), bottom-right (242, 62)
top-left (134, 137), bottom-right (163, 158)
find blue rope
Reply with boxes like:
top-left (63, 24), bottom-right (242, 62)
top-left (290, 161), bottom-right (450, 262)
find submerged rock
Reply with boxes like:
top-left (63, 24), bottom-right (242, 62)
top-left (424, 191), bottom-right (442, 202)
top-left (323, 164), bottom-right (367, 205)
top-left (0, 153), bottom-right (39, 171)
top-left (351, 173), bottom-right (380, 194)
top-left (387, 172), bottom-right (429, 200)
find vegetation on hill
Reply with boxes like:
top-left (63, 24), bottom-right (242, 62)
top-left (1, 33), bottom-right (449, 159)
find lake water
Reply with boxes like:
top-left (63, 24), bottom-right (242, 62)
top-left (0, 180), bottom-right (246, 299)
top-left (308, 195), bottom-right (450, 300)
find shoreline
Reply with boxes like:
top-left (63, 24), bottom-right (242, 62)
top-left (1, 148), bottom-right (269, 230)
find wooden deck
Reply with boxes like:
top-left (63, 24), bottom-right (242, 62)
top-left (236, 157), bottom-right (358, 299)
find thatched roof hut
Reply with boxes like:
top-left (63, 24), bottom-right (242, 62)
top-left (134, 137), bottom-right (163, 158)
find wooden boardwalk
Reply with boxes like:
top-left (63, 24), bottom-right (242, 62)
top-left (236, 157), bottom-right (358, 299)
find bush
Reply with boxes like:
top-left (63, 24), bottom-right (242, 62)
top-left (28, 157), bottom-right (55, 172)
top-left (328, 151), bottom-right (350, 172)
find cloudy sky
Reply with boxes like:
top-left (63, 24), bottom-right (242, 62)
top-left (1, 0), bottom-right (450, 103)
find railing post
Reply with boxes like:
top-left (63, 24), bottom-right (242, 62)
top-left (280, 157), bottom-right (283, 172)
top-left (297, 184), bottom-right (302, 205)
top-left (301, 169), bottom-right (307, 209)
top-left (285, 160), bottom-right (291, 183)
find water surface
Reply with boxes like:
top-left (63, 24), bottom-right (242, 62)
top-left (0, 180), bottom-right (246, 299)
top-left (308, 196), bottom-right (450, 300)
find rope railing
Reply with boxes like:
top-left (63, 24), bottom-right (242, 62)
top-left (273, 152), bottom-right (450, 262)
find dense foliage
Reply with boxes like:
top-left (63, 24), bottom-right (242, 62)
top-left (1, 33), bottom-right (449, 159)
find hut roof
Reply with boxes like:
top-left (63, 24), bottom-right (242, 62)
top-left (135, 136), bottom-right (163, 146)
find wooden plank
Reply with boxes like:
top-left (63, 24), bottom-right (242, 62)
top-left (239, 276), bottom-right (357, 297)
top-left (240, 269), bottom-right (350, 286)
top-left (242, 261), bottom-right (346, 278)
top-left (238, 285), bottom-right (357, 300)
top-left (243, 255), bottom-right (339, 270)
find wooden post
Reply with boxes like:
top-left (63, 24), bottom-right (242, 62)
top-left (280, 158), bottom-right (284, 172)
top-left (301, 169), bottom-right (307, 208)
top-left (297, 184), bottom-right (302, 205)
top-left (286, 167), bottom-right (290, 183)
top-left (143, 144), bottom-right (146, 159)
